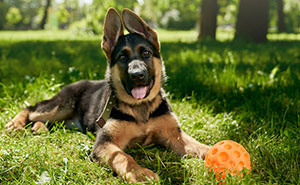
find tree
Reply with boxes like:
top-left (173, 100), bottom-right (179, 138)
top-left (198, 0), bottom-right (218, 40)
top-left (40, 0), bottom-right (51, 29)
top-left (0, 0), bottom-right (7, 30)
top-left (277, 0), bottom-right (286, 32)
top-left (235, 0), bottom-right (269, 42)
top-left (5, 6), bottom-right (22, 29)
top-left (2, 0), bottom-right (42, 29)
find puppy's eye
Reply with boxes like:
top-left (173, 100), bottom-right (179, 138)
top-left (142, 50), bottom-right (151, 59)
top-left (119, 55), bottom-right (128, 63)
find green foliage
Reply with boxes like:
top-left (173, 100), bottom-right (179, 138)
top-left (0, 30), bottom-right (299, 184)
top-left (285, 0), bottom-right (300, 32)
top-left (80, 0), bottom-right (137, 34)
top-left (138, 0), bottom-right (201, 30)
top-left (57, 5), bottom-right (70, 25)
top-left (269, 0), bottom-right (300, 33)
top-left (2, 0), bottom-right (43, 29)
top-left (218, 0), bottom-right (239, 26)
top-left (0, 1), bottom-right (8, 30)
top-left (5, 7), bottom-right (22, 26)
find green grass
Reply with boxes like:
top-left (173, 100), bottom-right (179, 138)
top-left (0, 30), bottom-right (100, 42)
top-left (0, 30), bottom-right (299, 184)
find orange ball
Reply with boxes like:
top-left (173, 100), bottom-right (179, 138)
top-left (205, 140), bottom-right (251, 180)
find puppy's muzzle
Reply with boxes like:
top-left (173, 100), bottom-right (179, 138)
top-left (128, 60), bottom-right (148, 85)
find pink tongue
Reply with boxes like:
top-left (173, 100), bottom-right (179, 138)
top-left (131, 86), bottom-right (148, 99)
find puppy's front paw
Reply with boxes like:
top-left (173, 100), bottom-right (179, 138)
top-left (5, 110), bottom-right (29, 131)
top-left (125, 167), bottom-right (159, 183)
top-left (199, 145), bottom-right (211, 159)
top-left (185, 143), bottom-right (211, 159)
top-left (5, 120), bottom-right (25, 130)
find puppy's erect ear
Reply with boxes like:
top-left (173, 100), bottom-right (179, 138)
top-left (122, 8), bottom-right (160, 51)
top-left (102, 8), bottom-right (124, 60)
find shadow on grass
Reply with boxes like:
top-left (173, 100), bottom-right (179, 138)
top-left (161, 41), bottom-right (300, 136)
top-left (0, 41), bottom-right (107, 84)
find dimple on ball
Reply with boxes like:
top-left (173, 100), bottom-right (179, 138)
top-left (205, 140), bottom-right (251, 180)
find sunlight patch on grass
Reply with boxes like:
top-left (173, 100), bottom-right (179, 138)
top-left (0, 30), bottom-right (99, 43)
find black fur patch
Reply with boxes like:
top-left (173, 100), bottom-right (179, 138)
top-left (150, 99), bottom-right (172, 118)
top-left (95, 129), bottom-right (113, 145)
top-left (177, 127), bottom-right (181, 133)
top-left (108, 99), bottom-right (172, 123)
top-left (110, 108), bottom-right (136, 122)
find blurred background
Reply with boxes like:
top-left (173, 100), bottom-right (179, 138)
top-left (0, 0), bottom-right (299, 41)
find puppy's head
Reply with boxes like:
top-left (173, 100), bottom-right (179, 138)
top-left (102, 8), bottom-right (163, 105)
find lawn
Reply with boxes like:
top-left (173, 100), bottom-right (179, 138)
top-left (0, 30), bottom-right (299, 184)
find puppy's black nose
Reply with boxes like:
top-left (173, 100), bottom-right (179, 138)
top-left (130, 71), bottom-right (145, 81)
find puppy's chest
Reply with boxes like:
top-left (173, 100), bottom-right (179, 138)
top-left (127, 134), bottom-right (148, 148)
top-left (106, 118), bottom-right (158, 150)
top-left (106, 98), bottom-right (172, 148)
top-left (126, 123), bottom-right (156, 148)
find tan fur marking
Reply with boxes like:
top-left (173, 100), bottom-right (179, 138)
top-left (135, 44), bottom-right (148, 52)
top-left (144, 57), bottom-right (162, 101)
top-left (5, 109), bottom-right (29, 130)
top-left (147, 113), bottom-right (210, 159)
top-left (32, 121), bottom-right (48, 134)
top-left (29, 106), bottom-right (72, 122)
top-left (111, 57), bottom-right (162, 105)
top-left (103, 119), bottom-right (143, 149)
top-left (121, 46), bottom-right (131, 54)
top-left (146, 112), bottom-right (179, 142)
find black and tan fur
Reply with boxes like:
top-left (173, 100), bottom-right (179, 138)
top-left (6, 8), bottom-right (210, 183)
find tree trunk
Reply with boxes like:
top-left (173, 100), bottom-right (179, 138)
top-left (198, 0), bottom-right (218, 40)
top-left (235, 0), bottom-right (269, 42)
top-left (40, 0), bottom-right (51, 29)
top-left (0, 0), bottom-right (5, 30)
top-left (277, 0), bottom-right (286, 32)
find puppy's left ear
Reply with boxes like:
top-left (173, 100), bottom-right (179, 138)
top-left (102, 8), bottom-right (124, 60)
top-left (122, 8), bottom-right (160, 51)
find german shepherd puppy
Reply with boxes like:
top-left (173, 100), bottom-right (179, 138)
top-left (6, 8), bottom-right (210, 183)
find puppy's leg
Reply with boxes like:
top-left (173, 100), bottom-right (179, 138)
top-left (6, 91), bottom-right (75, 131)
top-left (91, 120), bottom-right (159, 183)
top-left (150, 113), bottom-right (210, 159)
top-left (5, 109), bottom-right (30, 130)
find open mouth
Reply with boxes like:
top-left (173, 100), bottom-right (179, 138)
top-left (124, 79), bottom-right (154, 100)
